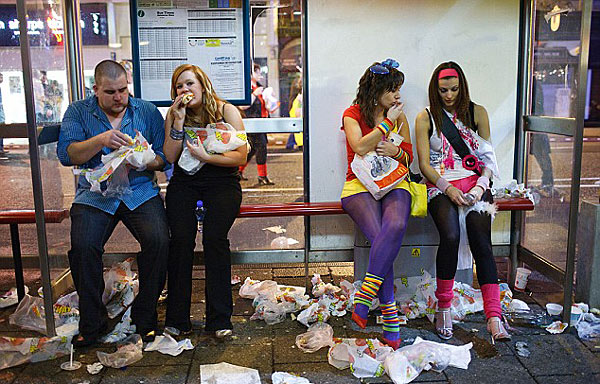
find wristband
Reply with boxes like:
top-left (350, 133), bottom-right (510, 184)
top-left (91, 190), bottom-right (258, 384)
top-left (436, 177), bottom-right (451, 193)
top-left (169, 128), bottom-right (185, 141)
top-left (376, 118), bottom-right (393, 136)
top-left (476, 175), bottom-right (490, 191)
top-left (392, 147), bottom-right (404, 161)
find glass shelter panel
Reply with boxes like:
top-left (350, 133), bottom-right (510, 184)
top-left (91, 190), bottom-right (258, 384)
top-left (523, 132), bottom-right (574, 271)
top-left (521, 0), bottom-right (592, 274)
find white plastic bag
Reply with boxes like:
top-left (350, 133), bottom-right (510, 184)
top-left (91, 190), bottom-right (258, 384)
top-left (97, 334), bottom-right (143, 368)
top-left (239, 278), bottom-right (279, 301)
top-left (351, 151), bottom-right (409, 200)
top-left (328, 338), bottom-right (392, 378)
top-left (0, 335), bottom-right (71, 370)
top-left (77, 131), bottom-right (155, 197)
top-left (9, 294), bottom-right (79, 336)
top-left (102, 258), bottom-right (139, 319)
top-left (384, 337), bottom-right (472, 384)
top-left (0, 286), bottom-right (29, 308)
top-left (179, 123), bottom-right (247, 175)
top-left (295, 322), bottom-right (334, 353)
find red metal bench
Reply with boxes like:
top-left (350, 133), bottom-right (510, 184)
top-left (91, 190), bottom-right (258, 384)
top-left (0, 209), bottom-right (70, 302)
top-left (238, 198), bottom-right (534, 217)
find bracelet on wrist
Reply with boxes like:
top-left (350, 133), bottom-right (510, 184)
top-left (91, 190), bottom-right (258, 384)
top-left (392, 147), bottom-right (404, 161)
top-left (376, 118), bottom-right (393, 136)
top-left (169, 128), bottom-right (185, 141)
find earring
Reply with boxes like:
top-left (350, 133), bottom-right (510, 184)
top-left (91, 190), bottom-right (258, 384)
top-left (374, 100), bottom-right (378, 106)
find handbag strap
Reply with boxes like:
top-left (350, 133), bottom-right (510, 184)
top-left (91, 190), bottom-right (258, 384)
top-left (439, 109), bottom-right (482, 177)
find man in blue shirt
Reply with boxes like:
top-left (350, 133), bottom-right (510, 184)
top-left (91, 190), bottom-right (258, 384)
top-left (57, 60), bottom-right (169, 347)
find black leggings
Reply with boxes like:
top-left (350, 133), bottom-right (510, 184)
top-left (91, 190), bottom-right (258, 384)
top-left (246, 133), bottom-right (267, 165)
top-left (428, 193), bottom-right (498, 285)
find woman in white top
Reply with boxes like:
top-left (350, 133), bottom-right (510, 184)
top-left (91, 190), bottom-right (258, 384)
top-left (415, 61), bottom-right (510, 344)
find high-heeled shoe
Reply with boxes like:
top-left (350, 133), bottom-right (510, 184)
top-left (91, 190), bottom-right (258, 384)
top-left (215, 329), bottom-right (233, 339)
top-left (487, 316), bottom-right (511, 345)
top-left (435, 308), bottom-right (453, 340)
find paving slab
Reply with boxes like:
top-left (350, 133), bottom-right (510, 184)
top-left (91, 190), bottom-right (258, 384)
top-left (272, 362), bottom-right (368, 384)
top-left (532, 373), bottom-right (600, 384)
top-left (516, 334), bottom-right (600, 376)
top-left (0, 366), bottom-right (25, 384)
top-left (445, 355), bottom-right (536, 384)
top-left (455, 321), bottom-right (514, 357)
top-left (273, 334), bottom-right (329, 364)
top-left (11, 356), bottom-right (103, 384)
top-left (100, 364), bottom-right (189, 384)
top-left (192, 340), bottom-right (273, 371)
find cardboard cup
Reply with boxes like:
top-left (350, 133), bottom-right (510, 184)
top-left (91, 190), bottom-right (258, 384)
top-left (514, 267), bottom-right (532, 291)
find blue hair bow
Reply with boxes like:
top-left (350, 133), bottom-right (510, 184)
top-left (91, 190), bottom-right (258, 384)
top-left (369, 58), bottom-right (400, 74)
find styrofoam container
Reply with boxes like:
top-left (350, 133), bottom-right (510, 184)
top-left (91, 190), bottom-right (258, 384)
top-left (546, 303), bottom-right (563, 316)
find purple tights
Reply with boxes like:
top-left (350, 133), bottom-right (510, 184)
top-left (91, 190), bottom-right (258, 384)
top-left (342, 189), bottom-right (411, 307)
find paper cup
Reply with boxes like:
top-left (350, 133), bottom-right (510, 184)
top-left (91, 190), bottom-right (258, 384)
top-left (514, 267), bottom-right (532, 291)
top-left (570, 306), bottom-right (583, 325)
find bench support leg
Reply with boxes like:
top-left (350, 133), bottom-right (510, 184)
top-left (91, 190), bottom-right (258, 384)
top-left (9, 224), bottom-right (26, 302)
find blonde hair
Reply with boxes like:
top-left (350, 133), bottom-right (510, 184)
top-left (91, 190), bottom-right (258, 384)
top-left (170, 64), bottom-right (225, 126)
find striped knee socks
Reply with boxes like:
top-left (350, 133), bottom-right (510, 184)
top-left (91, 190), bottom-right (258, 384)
top-left (352, 273), bottom-right (384, 328)
top-left (354, 273), bottom-right (384, 309)
top-left (381, 301), bottom-right (401, 349)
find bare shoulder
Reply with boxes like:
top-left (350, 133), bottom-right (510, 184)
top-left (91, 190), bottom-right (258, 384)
top-left (415, 109), bottom-right (431, 126)
top-left (473, 104), bottom-right (488, 118)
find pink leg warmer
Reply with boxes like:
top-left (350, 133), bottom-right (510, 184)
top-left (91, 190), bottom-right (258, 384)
top-left (435, 278), bottom-right (454, 309)
top-left (481, 283), bottom-right (502, 319)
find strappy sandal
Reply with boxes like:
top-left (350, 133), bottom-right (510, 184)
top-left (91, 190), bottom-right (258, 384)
top-left (487, 316), bottom-right (511, 345)
top-left (435, 308), bottom-right (453, 340)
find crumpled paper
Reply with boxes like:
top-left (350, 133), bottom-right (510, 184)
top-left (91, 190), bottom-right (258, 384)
top-left (76, 131), bottom-right (156, 196)
top-left (144, 334), bottom-right (194, 356)
top-left (272, 372), bottom-right (312, 384)
top-left (546, 321), bottom-right (568, 334)
top-left (200, 362), bottom-right (261, 384)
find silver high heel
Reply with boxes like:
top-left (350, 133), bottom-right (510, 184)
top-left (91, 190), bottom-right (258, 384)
top-left (435, 308), bottom-right (453, 340)
top-left (487, 316), bottom-right (511, 345)
top-left (215, 329), bottom-right (233, 339)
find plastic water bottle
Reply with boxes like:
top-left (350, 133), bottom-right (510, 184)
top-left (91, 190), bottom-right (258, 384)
top-left (195, 200), bottom-right (206, 232)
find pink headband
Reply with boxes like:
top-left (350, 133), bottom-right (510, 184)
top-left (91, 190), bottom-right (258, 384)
top-left (438, 68), bottom-right (459, 79)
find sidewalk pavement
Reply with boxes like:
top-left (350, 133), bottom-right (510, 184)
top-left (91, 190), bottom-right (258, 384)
top-left (0, 262), bottom-right (598, 384)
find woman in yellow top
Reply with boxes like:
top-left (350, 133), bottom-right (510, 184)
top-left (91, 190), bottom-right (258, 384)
top-left (341, 59), bottom-right (413, 349)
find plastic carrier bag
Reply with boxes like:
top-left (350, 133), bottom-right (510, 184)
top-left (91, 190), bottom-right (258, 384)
top-left (178, 122), bottom-right (247, 175)
top-left (351, 151), bottom-right (408, 200)
top-left (76, 131), bottom-right (155, 197)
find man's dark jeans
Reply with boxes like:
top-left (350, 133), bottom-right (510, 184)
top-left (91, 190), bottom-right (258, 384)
top-left (68, 195), bottom-right (169, 338)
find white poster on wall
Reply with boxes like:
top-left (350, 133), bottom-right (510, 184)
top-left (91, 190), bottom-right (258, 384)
top-left (137, 3), bottom-right (246, 102)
